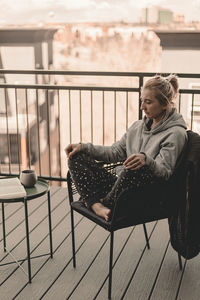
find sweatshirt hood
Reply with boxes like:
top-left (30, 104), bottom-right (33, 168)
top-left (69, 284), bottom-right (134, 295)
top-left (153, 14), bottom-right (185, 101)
top-left (143, 108), bottom-right (187, 134)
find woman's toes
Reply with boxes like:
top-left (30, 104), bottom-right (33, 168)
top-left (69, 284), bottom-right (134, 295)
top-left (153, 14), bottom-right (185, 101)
top-left (91, 203), bottom-right (111, 221)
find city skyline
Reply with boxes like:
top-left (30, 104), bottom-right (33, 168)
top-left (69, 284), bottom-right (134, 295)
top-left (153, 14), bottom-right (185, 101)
top-left (0, 0), bottom-right (200, 25)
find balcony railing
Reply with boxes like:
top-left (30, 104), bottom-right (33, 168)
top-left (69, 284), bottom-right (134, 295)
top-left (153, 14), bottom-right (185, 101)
top-left (0, 69), bottom-right (200, 182)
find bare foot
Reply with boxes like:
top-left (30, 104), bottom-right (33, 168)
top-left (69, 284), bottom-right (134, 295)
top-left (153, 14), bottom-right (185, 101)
top-left (91, 202), bottom-right (111, 221)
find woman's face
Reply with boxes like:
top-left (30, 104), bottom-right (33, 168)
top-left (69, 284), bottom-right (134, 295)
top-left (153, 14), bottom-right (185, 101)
top-left (140, 88), bottom-right (168, 123)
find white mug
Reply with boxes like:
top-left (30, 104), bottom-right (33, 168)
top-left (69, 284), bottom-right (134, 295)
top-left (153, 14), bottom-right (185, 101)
top-left (20, 170), bottom-right (37, 188)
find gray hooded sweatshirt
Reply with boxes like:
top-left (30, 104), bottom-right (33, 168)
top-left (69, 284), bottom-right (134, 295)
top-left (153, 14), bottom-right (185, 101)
top-left (81, 109), bottom-right (187, 180)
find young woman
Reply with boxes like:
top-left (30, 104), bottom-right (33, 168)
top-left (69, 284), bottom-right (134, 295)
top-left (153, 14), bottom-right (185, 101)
top-left (65, 74), bottom-right (188, 221)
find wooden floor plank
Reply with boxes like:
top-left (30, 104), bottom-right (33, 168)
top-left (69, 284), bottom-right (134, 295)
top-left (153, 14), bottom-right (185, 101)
top-left (0, 202), bottom-right (24, 225)
top-left (123, 219), bottom-right (171, 300)
top-left (0, 187), bottom-right (199, 300)
top-left (96, 222), bottom-right (156, 300)
top-left (13, 217), bottom-right (95, 300)
top-left (150, 244), bottom-right (185, 300)
top-left (69, 226), bottom-right (134, 300)
top-left (42, 223), bottom-right (109, 300)
top-left (177, 256), bottom-right (200, 300)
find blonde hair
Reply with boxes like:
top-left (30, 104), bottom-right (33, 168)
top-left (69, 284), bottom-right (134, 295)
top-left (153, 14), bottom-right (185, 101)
top-left (142, 74), bottom-right (179, 106)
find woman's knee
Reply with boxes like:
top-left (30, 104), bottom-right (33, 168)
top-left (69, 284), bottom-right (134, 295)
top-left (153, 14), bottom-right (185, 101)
top-left (68, 152), bottom-right (85, 169)
top-left (118, 165), bottom-right (153, 182)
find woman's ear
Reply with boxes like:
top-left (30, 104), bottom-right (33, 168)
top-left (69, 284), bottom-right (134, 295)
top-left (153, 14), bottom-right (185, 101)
top-left (163, 103), bottom-right (171, 111)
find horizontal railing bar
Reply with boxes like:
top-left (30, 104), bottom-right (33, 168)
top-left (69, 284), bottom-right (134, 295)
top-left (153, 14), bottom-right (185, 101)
top-left (1, 69), bottom-right (200, 78)
top-left (0, 84), bottom-right (200, 94)
top-left (0, 173), bottom-right (67, 182)
top-left (179, 89), bottom-right (200, 94)
top-left (0, 84), bottom-right (139, 92)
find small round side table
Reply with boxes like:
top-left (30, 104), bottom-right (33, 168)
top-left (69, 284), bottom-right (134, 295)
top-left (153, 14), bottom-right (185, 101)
top-left (0, 178), bottom-right (53, 283)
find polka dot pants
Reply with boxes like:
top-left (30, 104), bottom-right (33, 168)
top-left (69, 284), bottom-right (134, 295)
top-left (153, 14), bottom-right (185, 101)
top-left (68, 152), bottom-right (158, 209)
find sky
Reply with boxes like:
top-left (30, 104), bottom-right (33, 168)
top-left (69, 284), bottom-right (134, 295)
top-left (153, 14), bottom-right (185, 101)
top-left (0, 0), bottom-right (200, 25)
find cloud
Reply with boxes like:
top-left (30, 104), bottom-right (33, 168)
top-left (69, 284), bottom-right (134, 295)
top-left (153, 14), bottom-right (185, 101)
top-left (129, 0), bottom-right (165, 8)
top-left (62, 0), bottom-right (95, 9)
top-left (0, 0), bottom-right (200, 24)
top-left (192, 0), bottom-right (200, 6)
top-left (30, 0), bottom-right (97, 10)
top-left (97, 1), bottom-right (110, 9)
top-left (58, 0), bottom-right (110, 10)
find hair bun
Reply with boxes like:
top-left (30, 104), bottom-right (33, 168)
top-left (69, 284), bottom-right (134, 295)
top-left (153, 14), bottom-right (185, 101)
top-left (166, 74), bottom-right (179, 94)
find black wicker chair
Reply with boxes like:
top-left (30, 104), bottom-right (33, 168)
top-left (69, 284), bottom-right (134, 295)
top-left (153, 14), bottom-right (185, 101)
top-left (67, 161), bottom-right (184, 299)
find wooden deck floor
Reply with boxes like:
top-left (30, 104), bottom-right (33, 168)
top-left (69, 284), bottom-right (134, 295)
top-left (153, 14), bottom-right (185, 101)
top-left (0, 186), bottom-right (200, 300)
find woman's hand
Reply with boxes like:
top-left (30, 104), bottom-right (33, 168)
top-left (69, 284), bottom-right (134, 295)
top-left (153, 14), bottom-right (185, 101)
top-left (123, 153), bottom-right (146, 170)
top-left (65, 143), bottom-right (82, 159)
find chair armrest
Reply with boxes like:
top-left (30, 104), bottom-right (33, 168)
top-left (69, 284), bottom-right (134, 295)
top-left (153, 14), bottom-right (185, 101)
top-left (99, 161), bottom-right (123, 174)
top-left (67, 171), bottom-right (76, 204)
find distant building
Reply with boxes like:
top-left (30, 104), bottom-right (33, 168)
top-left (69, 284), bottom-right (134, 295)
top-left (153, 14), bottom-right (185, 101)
top-left (174, 14), bottom-right (185, 24)
top-left (141, 6), bottom-right (173, 25)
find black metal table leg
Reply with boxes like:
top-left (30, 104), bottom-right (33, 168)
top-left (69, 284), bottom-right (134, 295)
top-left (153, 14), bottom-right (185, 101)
top-left (47, 190), bottom-right (53, 258)
top-left (24, 198), bottom-right (31, 283)
top-left (1, 203), bottom-right (6, 252)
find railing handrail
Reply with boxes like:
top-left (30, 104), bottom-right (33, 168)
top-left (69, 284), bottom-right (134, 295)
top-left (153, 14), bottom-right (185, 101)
top-left (0, 83), bottom-right (139, 92)
top-left (0, 83), bottom-right (200, 95)
top-left (1, 69), bottom-right (200, 78)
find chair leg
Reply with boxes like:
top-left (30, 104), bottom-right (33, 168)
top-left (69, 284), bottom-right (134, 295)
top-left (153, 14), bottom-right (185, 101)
top-left (143, 223), bottom-right (150, 249)
top-left (67, 172), bottom-right (76, 268)
top-left (47, 191), bottom-right (53, 258)
top-left (178, 253), bottom-right (182, 270)
top-left (70, 208), bottom-right (76, 268)
top-left (108, 231), bottom-right (114, 300)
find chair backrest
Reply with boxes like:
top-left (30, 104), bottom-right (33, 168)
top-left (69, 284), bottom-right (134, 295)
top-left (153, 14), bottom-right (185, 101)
top-left (169, 130), bottom-right (200, 259)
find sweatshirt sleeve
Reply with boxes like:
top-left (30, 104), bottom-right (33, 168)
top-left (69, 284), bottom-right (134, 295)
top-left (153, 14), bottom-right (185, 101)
top-left (145, 130), bottom-right (187, 180)
top-left (81, 133), bottom-right (127, 163)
